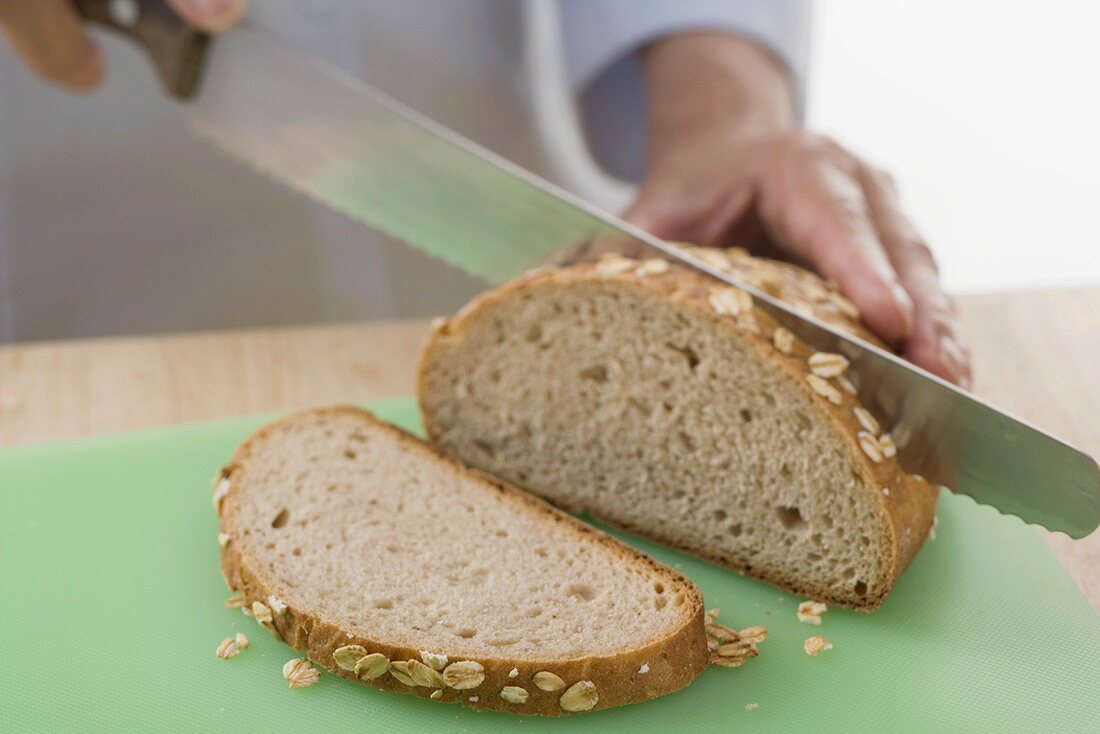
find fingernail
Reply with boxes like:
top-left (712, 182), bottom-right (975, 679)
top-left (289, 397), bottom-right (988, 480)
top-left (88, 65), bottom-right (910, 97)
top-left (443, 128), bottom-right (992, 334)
top-left (938, 335), bottom-right (967, 384)
top-left (179, 0), bottom-right (244, 27)
top-left (891, 283), bottom-right (914, 336)
top-left (66, 41), bottom-right (106, 92)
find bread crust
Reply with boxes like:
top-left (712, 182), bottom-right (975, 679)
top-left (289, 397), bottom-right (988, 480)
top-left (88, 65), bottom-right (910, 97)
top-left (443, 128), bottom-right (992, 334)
top-left (215, 406), bottom-right (709, 716)
top-left (418, 250), bottom-right (938, 610)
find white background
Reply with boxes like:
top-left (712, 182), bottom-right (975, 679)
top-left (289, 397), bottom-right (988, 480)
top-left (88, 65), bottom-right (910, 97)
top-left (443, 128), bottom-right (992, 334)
top-left (807, 0), bottom-right (1100, 293)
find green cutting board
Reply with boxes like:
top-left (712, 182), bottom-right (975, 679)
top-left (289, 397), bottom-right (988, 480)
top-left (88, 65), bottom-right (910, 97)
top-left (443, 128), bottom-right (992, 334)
top-left (2, 398), bottom-right (1098, 732)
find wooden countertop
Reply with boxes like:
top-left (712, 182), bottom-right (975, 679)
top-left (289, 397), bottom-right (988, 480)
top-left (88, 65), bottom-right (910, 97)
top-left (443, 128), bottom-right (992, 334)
top-left (1, 286), bottom-right (1097, 610)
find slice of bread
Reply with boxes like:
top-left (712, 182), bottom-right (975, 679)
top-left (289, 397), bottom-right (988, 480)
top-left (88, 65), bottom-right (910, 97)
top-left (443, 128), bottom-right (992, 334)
top-left (418, 248), bottom-right (938, 610)
top-left (214, 407), bottom-right (708, 715)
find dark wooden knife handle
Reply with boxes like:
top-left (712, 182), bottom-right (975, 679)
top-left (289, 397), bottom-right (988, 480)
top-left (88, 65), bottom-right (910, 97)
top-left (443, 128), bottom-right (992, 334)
top-left (74, 0), bottom-right (210, 100)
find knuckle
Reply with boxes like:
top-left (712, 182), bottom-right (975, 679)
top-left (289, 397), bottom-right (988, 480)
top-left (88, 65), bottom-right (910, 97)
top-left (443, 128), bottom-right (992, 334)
top-left (913, 288), bottom-right (957, 327)
top-left (806, 223), bottom-right (866, 268)
top-left (926, 307), bottom-right (958, 331)
top-left (869, 165), bottom-right (898, 193)
top-left (829, 204), bottom-right (867, 234)
top-left (909, 238), bottom-right (937, 263)
top-left (884, 231), bottom-right (939, 272)
top-left (795, 130), bottom-right (846, 157)
top-left (787, 129), bottom-right (821, 148)
top-left (779, 131), bottom-right (857, 175)
top-left (945, 292), bottom-right (963, 315)
top-left (818, 190), bottom-right (870, 233)
top-left (816, 133), bottom-right (846, 156)
top-left (903, 238), bottom-right (939, 270)
top-left (784, 130), bottom-right (833, 157)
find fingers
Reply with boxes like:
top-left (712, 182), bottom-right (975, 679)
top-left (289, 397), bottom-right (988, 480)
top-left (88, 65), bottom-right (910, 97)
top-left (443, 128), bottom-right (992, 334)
top-left (758, 141), bottom-right (914, 343)
top-left (0, 0), bottom-right (245, 93)
top-left (0, 0), bottom-right (104, 91)
top-left (166, 0), bottom-right (248, 33)
top-left (624, 131), bottom-right (969, 387)
top-left (624, 174), bottom-right (755, 251)
top-left (624, 186), bottom-right (714, 244)
top-left (859, 166), bottom-right (973, 386)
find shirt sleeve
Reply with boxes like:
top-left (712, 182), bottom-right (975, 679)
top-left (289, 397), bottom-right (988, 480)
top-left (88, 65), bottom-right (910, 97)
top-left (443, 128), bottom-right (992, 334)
top-left (556, 0), bottom-right (811, 182)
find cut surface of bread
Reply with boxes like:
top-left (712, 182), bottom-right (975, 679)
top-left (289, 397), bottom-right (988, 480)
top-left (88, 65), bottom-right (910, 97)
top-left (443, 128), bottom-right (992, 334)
top-left (419, 249), bottom-right (938, 610)
top-left (215, 407), bottom-right (707, 715)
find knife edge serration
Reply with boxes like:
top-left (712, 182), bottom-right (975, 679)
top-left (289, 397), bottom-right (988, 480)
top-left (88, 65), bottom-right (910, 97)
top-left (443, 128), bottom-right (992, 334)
top-left (184, 28), bottom-right (1100, 537)
top-left (188, 120), bottom-right (491, 285)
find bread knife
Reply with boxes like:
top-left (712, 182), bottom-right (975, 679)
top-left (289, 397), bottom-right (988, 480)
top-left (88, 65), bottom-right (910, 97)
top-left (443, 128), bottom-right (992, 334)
top-left (79, 0), bottom-right (1100, 537)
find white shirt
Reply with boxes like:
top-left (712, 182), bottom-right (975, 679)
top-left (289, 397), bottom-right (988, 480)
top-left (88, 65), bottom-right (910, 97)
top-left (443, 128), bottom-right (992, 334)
top-left (0, 0), bottom-right (806, 342)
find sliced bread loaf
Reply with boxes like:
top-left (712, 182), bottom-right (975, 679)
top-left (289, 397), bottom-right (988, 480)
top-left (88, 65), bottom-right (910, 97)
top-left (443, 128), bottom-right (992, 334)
top-left (418, 248), bottom-right (938, 610)
top-left (214, 407), bottom-right (708, 715)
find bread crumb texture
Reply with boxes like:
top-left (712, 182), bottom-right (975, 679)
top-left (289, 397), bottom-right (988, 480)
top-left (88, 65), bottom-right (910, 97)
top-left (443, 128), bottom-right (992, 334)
top-left (419, 247), bottom-right (938, 609)
top-left (215, 407), bottom-right (708, 715)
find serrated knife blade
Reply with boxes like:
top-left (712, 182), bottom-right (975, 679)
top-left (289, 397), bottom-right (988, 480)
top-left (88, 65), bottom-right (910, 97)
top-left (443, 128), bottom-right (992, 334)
top-left (184, 27), bottom-right (1099, 537)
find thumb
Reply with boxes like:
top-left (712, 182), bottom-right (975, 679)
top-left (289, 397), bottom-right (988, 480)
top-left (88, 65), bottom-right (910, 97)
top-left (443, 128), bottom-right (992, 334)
top-left (167, 0), bottom-right (247, 33)
top-left (623, 193), bottom-right (680, 241)
top-left (616, 192), bottom-right (691, 259)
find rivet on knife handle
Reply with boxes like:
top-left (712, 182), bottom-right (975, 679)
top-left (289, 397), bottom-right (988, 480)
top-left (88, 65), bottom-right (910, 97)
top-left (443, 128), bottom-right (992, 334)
top-left (74, 0), bottom-right (210, 100)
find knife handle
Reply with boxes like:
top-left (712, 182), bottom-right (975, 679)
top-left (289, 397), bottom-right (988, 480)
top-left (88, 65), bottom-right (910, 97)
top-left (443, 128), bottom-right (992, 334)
top-left (74, 0), bottom-right (210, 100)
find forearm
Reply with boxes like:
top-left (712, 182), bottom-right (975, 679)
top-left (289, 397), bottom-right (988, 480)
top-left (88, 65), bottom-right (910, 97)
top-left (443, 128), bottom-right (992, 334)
top-left (640, 33), bottom-right (796, 164)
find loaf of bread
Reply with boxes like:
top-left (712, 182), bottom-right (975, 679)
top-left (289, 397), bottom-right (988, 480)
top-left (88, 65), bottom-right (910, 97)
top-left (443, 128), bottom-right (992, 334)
top-left (214, 407), bottom-right (708, 715)
top-left (419, 248), bottom-right (938, 609)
